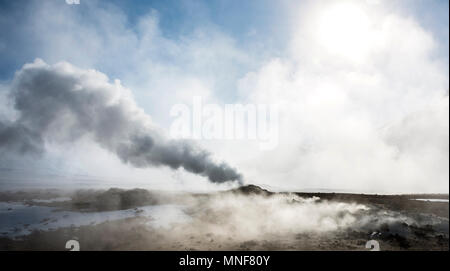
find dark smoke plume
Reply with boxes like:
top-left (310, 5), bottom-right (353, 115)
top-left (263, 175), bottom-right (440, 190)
top-left (0, 59), bottom-right (242, 184)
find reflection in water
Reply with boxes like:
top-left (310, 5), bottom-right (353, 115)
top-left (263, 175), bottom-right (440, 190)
top-left (0, 202), bottom-right (189, 238)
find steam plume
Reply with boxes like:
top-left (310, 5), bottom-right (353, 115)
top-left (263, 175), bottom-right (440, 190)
top-left (0, 59), bottom-right (242, 184)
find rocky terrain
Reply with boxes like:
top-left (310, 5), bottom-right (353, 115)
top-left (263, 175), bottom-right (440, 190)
top-left (0, 185), bottom-right (448, 251)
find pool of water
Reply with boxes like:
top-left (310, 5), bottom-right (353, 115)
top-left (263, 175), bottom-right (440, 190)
top-left (412, 199), bottom-right (449, 203)
top-left (0, 202), bottom-right (190, 238)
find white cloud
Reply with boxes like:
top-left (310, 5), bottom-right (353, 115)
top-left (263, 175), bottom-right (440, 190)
top-left (225, 0), bottom-right (448, 193)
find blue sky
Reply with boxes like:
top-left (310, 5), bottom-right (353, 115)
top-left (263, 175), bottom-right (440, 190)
top-left (0, 0), bottom-right (287, 80)
top-left (1, 0), bottom-right (446, 80)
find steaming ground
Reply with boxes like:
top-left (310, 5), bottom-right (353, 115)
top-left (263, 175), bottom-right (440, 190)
top-left (0, 185), bottom-right (448, 250)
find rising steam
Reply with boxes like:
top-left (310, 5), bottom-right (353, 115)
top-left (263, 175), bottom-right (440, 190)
top-left (0, 59), bottom-right (242, 184)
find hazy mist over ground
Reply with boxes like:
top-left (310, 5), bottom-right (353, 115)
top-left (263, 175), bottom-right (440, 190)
top-left (0, 0), bottom-right (448, 193)
top-left (0, 186), bottom-right (448, 250)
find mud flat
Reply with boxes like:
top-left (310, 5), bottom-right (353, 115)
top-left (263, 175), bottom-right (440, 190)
top-left (0, 185), bottom-right (448, 251)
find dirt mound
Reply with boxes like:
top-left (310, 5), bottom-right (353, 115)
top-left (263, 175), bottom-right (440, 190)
top-left (230, 185), bottom-right (272, 196)
top-left (71, 188), bottom-right (159, 211)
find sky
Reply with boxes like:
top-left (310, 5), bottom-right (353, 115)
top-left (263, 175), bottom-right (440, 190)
top-left (0, 0), bottom-right (448, 193)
